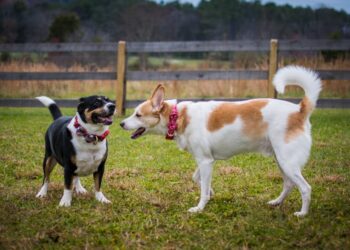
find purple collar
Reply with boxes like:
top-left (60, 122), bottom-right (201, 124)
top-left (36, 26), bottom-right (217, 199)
top-left (165, 105), bottom-right (178, 140)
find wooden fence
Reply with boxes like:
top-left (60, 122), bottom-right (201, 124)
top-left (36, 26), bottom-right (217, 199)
top-left (0, 39), bottom-right (350, 114)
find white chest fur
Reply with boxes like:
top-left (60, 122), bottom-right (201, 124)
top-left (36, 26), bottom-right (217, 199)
top-left (71, 136), bottom-right (107, 176)
top-left (67, 116), bottom-right (108, 176)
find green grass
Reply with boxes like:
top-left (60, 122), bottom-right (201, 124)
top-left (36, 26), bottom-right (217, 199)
top-left (0, 108), bottom-right (349, 249)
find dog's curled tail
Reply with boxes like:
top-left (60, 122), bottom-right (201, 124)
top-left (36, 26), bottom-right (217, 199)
top-left (36, 96), bottom-right (62, 120)
top-left (273, 65), bottom-right (322, 109)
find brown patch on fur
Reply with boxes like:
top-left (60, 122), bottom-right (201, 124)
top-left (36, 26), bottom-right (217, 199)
top-left (159, 102), bottom-right (172, 118)
top-left (94, 172), bottom-right (100, 192)
top-left (139, 100), bottom-right (154, 116)
top-left (207, 100), bottom-right (268, 138)
top-left (177, 107), bottom-right (190, 134)
top-left (44, 156), bottom-right (57, 182)
top-left (285, 97), bottom-right (313, 142)
top-left (84, 107), bottom-right (105, 124)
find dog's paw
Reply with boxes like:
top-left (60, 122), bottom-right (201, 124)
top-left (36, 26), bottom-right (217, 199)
top-left (59, 190), bottom-right (72, 207)
top-left (36, 184), bottom-right (48, 198)
top-left (75, 185), bottom-right (88, 195)
top-left (294, 211), bottom-right (307, 217)
top-left (59, 198), bottom-right (71, 207)
top-left (188, 206), bottom-right (203, 213)
top-left (36, 190), bottom-right (47, 198)
top-left (95, 192), bottom-right (111, 204)
top-left (267, 199), bottom-right (282, 206)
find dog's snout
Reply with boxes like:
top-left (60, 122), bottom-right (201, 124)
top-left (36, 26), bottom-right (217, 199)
top-left (108, 104), bottom-right (116, 112)
top-left (120, 122), bottom-right (125, 128)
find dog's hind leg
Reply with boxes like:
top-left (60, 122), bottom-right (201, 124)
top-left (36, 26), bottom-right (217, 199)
top-left (73, 177), bottom-right (87, 194)
top-left (272, 136), bottom-right (312, 217)
top-left (192, 168), bottom-right (215, 197)
top-left (268, 153), bottom-right (295, 206)
top-left (267, 172), bottom-right (294, 206)
top-left (36, 155), bottom-right (57, 198)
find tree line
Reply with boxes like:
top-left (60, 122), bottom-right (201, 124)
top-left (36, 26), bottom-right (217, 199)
top-left (1, 0), bottom-right (350, 43)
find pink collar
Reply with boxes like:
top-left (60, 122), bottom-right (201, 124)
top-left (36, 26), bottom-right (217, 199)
top-left (166, 105), bottom-right (178, 140)
top-left (73, 116), bottom-right (110, 144)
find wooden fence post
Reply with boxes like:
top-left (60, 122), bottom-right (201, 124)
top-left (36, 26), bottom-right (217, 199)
top-left (116, 41), bottom-right (127, 116)
top-left (268, 39), bottom-right (278, 98)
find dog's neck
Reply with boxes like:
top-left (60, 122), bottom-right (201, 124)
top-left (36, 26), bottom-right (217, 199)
top-left (155, 99), bottom-right (188, 139)
top-left (75, 112), bottom-right (109, 135)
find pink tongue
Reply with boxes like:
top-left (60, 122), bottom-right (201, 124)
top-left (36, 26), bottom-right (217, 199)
top-left (103, 117), bottom-right (113, 125)
top-left (131, 127), bottom-right (145, 139)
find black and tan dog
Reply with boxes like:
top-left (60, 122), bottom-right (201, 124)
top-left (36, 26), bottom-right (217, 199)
top-left (35, 96), bottom-right (115, 206)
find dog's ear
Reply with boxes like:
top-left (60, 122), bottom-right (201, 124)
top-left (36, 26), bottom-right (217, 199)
top-left (151, 84), bottom-right (165, 112)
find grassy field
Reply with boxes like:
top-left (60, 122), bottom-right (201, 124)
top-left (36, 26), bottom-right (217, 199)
top-left (0, 107), bottom-right (349, 249)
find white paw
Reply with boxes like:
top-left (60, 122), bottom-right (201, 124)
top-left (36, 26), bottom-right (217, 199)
top-left (294, 211), bottom-right (307, 217)
top-left (75, 185), bottom-right (88, 195)
top-left (59, 197), bottom-right (72, 207)
top-left (36, 189), bottom-right (47, 198)
top-left (36, 184), bottom-right (48, 198)
top-left (188, 206), bottom-right (203, 213)
top-left (267, 199), bottom-right (282, 206)
top-left (95, 192), bottom-right (111, 204)
top-left (59, 190), bottom-right (72, 207)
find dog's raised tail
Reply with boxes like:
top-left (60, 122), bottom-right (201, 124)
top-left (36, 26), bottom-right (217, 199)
top-left (273, 66), bottom-right (322, 108)
top-left (36, 96), bottom-right (62, 120)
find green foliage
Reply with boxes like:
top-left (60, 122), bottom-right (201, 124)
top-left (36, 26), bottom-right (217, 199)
top-left (1, 0), bottom-right (350, 42)
top-left (48, 13), bottom-right (80, 42)
top-left (0, 108), bottom-right (349, 248)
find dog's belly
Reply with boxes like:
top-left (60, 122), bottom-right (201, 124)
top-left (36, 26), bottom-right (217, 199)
top-left (210, 138), bottom-right (272, 159)
top-left (207, 124), bottom-right (272, 160)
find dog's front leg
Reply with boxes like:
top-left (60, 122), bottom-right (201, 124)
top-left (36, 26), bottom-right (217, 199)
top-left (94, 160), bottom-right (111, 204)
top-left (188, 158), bottom-right (214, 213)
top-left (59, 167), bottom-right (74, 207)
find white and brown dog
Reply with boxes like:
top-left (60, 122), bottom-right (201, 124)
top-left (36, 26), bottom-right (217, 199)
top-left (120, 66), bottom-right (322, 216)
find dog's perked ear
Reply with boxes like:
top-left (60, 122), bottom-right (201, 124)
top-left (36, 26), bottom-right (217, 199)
top-left (150, 84), bottom-right (165, 112)
top-left (77, 98), bottom-right (87, 123)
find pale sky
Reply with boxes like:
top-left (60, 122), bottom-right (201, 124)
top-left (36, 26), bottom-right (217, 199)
top-left (159, 0), bottom-right (350, 13)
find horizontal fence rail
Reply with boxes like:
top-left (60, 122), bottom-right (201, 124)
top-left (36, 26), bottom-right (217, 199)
top-left (1, 70), bottom-right (349, 81)
top-left (1, 98), bottom-right (348, 109)
top-left (1, 40), bottom-right (349, 53)
top-left (0, 72), bottom-right (116, 80)
top-left (0, 43), bottom-right (118, 52)
top-left (0, 39), bottom-right (350, 111)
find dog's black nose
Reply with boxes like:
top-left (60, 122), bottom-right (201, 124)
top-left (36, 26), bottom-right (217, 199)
top-left (120, 122), bottom-right (125, 128)
top-left (108, 104), bottom-right (116, 112)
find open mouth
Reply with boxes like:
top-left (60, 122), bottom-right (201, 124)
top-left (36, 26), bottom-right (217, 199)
top-left (131, 127), bottom-right (146, 139)
top-left (95, 113), bottom-right (114, 125)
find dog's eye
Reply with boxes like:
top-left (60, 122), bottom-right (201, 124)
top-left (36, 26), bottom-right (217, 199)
top-left (136, 113), bottom-right (142, 118)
